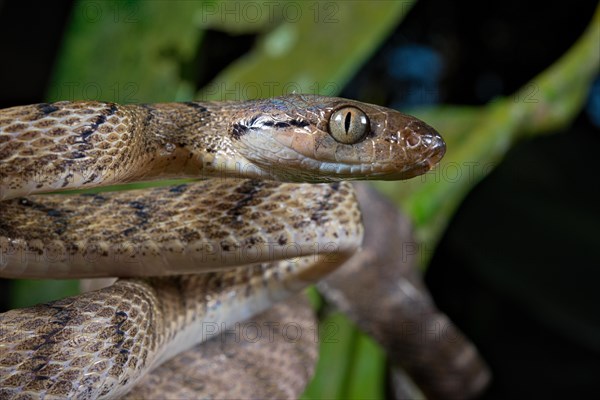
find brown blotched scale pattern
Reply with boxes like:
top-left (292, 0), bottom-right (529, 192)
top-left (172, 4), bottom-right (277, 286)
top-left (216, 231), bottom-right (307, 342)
top-left (0, 95), bottom-right (446, 399)
top-left (0, 180), bottom-right (361, 278)
top-left (0, 260), bottom-right (333, 399)
top-left (123, 295), bottom-right (317, 400)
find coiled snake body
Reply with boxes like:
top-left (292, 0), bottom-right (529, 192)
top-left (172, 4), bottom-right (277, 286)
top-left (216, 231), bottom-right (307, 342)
top-left (0, 95), bottom-right (445, 399)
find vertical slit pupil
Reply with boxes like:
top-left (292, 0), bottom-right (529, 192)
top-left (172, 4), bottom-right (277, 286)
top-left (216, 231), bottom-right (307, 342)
top-left (344, 112), bottom-right (352, 133)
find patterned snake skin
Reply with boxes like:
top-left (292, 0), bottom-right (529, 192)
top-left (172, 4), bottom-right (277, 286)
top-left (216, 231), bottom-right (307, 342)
top-left (0, 95), bottom-right (446, 398)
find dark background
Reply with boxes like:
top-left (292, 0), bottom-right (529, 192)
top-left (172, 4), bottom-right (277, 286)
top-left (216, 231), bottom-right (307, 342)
top-left (1, 0), bottom-right (598, 398)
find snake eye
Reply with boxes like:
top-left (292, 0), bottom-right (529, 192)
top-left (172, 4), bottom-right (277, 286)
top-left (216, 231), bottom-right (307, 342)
top-left (328, 106), bottom-right (369, 144)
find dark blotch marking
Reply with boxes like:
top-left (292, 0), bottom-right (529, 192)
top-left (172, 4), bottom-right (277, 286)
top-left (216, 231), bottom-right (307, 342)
top-left (94, 114), bottom-right (107, 127)
top-left (169, 184), bottom-right (188, 194)
top-left (18, 198), bottom-right (68, 235)
top-left (31, 361), bottom-right (47, 371)
top-left (114, 311), bottom-right (129, 353)
top-left (292, 220), bottom-right (311, 229)
top-left (227, 180), bottom-right (265, 219)
top-left (61, 173), bottom-right (74, 188)
top-left (28, 304), bottom-right (78, 381)
top-left (38, 103), bottom-right (59, 115)
top-left (183, 102), bottom-right (207, 112)
top-left (47, 210), bottom-right (62, 217)
top-left (93, 194), bottom-right (107, 203)
top-left (107, 103), bottom-right (118, 116)
top-left (254, 119), bottom-right (309, 129)
top-left (140, 104), bottom-right (155, 132)
top-left (122, 227), bottom-right (136, 237)
top-left (81, 193), bottom-right (107, 203)
top-left (83, 172), bottom-right (99, 185)
top-left (135, 210), bottom-right (148, 220)
top-left (70, 151), bottom-right (86, 159)
top-left (231, 123), bottom-right (249, 140)
top-left (128, 201), bottom-right (150, 227)
top-left (310, 182), bottom-right (341, 224)
top-left (289, 119), bottom-right (309, 128)
top-left (248, 115), bottom-right (259, 126)
top-left (80, 116), bottom-right (104, 141)
top-left (128, 201), bottom-right (146, 210)
top-left (76, 103), bottom-right (117, 144)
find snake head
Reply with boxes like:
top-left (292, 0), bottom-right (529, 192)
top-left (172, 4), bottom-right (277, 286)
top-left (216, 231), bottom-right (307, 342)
top-left (229, 94), bottom-right (446, 182)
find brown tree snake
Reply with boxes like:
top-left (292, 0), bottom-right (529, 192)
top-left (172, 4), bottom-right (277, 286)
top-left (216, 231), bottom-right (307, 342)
top-left (0, 95), bottom-right (487, 399)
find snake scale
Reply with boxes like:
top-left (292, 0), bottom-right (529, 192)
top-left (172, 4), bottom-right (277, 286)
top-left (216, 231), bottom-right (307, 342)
top-left (0, 94), bottom-right (445, 399)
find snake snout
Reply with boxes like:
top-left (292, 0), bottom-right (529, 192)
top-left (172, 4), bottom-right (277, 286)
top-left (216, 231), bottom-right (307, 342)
top-left (383, 119), bottom-right (446, 180)
top-left (422, 128), bottom-right (446, 167)
top-left (401, 119), bottom-right (446, 166)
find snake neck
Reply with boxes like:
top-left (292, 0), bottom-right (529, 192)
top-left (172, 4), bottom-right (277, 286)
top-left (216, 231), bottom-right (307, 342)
top-left (136, 102), bottom-right (274, 183)
top-left (0, 101), bottom-right (265, 199)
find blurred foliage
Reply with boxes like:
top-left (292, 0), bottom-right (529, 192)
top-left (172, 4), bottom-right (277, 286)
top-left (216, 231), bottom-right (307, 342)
top-left (195, 1), bottom-right (411, 100)
top-left (376, 5), bottom-right (600, 252)
top-left (303, 312), bottom-right (386, 399)
top-left (10, 0), bottom-right (600, 398)
top-left (48, 1), bottom-right (203, 102)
